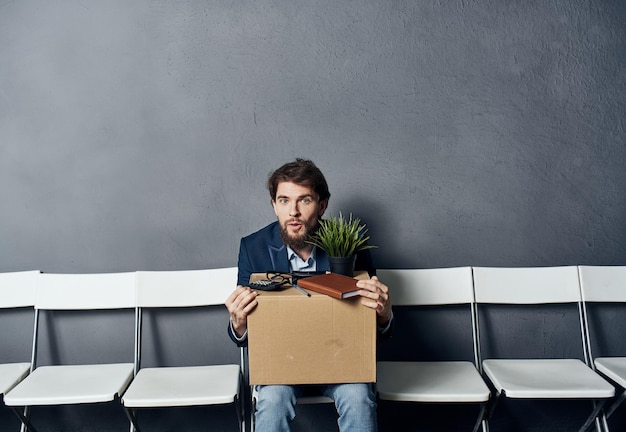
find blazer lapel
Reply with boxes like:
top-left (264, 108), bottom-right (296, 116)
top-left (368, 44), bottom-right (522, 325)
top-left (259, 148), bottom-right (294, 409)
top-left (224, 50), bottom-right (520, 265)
top-left (315, 248), bottom-right (330, 272)
top-left (268, 244), bottom-right (290, 273)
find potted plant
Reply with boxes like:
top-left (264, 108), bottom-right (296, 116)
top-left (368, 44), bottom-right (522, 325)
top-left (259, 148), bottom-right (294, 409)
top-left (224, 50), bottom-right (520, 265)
top-left (307, 212), bottom-right (377, 276)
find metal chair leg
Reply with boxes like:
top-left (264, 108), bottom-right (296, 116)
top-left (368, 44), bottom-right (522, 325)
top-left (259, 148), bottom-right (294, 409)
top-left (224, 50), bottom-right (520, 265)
top-left (471, 402), bottom-right (488, 432)
top-left (604, 389), bottom-right (626, 420)
top-left (579, 399), bottom-right (608, 432)
top-left (481, 418), bottom-right (490, 432)
top-left (234, 395), bottom-right (243, 432)
top-left (11, 407), bottom-right (38, 432)
top-left (250, 387), bottom-right (257, 432)
top-left (19, 406), bottom-right (30, 432)
top-left (600, 411), bottom-right (610, 432)
top-left (123, 407), bottom-right (141, 432)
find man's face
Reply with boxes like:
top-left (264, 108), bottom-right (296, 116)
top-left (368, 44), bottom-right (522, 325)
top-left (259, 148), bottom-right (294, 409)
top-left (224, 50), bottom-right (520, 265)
top-left (272, 181), bottom-right (328, 251)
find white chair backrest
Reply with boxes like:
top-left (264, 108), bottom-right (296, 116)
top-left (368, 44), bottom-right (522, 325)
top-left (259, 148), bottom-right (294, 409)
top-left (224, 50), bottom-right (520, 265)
top-left (0, 270), bottom-right (39, 308)
top-left (578, 265), bottom-right (626, 303)
top-left (377, 267), bottom-right (474, 306)
top-left (35, 272), bottom-right (137, 310)
top-left (136, 267), bottom-right (238, 308)
top-left (472, 266), bottom-right (580, 304)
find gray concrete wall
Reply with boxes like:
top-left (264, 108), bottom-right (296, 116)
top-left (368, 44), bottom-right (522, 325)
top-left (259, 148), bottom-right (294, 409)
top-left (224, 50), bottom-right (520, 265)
top-left (1, 1), bottom-right (625, 431)
top-left (2, 0), bottom-right (625, 274)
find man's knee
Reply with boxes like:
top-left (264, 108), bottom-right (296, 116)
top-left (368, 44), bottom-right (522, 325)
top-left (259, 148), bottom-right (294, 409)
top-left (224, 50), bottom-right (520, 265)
top-left (330, 383), bottom-right (376, 409)
top-left (256, 385), bottom-right (297, 410)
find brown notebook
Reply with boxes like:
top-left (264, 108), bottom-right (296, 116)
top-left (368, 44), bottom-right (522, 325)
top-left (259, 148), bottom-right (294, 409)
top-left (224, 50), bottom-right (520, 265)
top-left (297, 272), bottom-right (361, 299)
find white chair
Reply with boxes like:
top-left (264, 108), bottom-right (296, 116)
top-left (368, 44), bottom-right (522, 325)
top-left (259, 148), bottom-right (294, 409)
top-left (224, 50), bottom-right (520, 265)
top-left (579, 265), bottom-right (626, 431)
top-left (473, 266), bottom-right (615, 432)
top-left (376, 267), bottom-right (491, 432)
top-left (121, 268), bottom-right (243, 432)
top-left (0, 270), bottom-right (39, 431)
top-left (3, 272), bottom-right (137, 432)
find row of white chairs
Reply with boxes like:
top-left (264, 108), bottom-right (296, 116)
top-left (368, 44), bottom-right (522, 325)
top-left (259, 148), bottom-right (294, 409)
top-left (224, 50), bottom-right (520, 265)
top-left (1, 266), bottom-right (626, 432)
top-left (375, 266), bottom-right (626, 432)
top-left (0, 268), bottom-right (244, 432)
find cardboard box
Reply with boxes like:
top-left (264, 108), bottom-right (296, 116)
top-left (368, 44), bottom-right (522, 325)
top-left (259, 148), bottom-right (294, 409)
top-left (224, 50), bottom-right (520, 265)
top-left (247, 272), bottom-right (376, 385)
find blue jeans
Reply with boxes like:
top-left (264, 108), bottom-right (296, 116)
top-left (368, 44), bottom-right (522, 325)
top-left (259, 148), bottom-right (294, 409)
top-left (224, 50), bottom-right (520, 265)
top-left (254, 383), bottom-right (377, 432)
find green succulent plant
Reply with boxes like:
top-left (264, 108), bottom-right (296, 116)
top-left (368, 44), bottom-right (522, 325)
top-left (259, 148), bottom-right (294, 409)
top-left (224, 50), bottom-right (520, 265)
top-left (307, 212), bottom-right (377, 258)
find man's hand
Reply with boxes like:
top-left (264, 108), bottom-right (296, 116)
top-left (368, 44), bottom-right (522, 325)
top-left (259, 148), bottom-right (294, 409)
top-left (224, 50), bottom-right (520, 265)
top-left (225, 285), bottom-right (259, 337)
top-left (356, 276), bottom-right (392, 326)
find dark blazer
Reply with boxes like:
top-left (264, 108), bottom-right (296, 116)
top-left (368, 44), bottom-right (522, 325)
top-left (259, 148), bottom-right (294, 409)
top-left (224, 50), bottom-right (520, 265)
top-left (229, 221), bottom-right (378, 346)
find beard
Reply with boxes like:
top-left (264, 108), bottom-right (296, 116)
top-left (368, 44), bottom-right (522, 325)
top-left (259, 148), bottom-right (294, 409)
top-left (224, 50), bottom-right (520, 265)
top-left (279, 219), bottom-right (319, 252)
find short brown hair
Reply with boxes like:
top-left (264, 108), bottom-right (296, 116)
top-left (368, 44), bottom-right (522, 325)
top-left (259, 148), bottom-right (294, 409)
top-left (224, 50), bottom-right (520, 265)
top-left (267, 159), bottom-right (331, 202)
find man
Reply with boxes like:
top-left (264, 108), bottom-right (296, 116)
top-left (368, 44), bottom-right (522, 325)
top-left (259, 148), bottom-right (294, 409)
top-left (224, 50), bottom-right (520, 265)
top-left (226, 158), bottom-right (393, 432)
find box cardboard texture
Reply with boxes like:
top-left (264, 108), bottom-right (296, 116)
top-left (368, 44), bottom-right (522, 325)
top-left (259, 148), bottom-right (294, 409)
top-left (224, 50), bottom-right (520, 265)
top-left (248, 272), bottom-right (376, 385)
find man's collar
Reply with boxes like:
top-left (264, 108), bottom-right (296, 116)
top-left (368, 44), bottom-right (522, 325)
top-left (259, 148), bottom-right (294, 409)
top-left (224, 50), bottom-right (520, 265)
top-left (286, 245), bottom-right (317, 263)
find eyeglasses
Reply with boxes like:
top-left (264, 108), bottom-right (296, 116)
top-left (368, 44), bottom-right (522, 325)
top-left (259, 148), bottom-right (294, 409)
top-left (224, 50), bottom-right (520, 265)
top-left (247, 272), bottom-right (291, 291)
top-left (266, 272), bottom-right (291, 286)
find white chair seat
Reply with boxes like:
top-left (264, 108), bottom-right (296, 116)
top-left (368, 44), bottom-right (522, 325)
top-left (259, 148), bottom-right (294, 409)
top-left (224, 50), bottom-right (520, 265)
top-left (4, 363), bottom-right (134, 406)
top-left (483, 359), bottom-right (614, 399)
top-left (122, 364), bottom-right (241, 408)
top-left (0, 362), bottom-right (30, 395)
top-left (595, 357), bottom-right (626, 389)
top-left (377, 361), bottom-right (490, 403)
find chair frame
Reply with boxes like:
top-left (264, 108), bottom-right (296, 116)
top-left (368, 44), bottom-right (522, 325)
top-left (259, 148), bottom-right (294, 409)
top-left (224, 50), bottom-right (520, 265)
top-left (0, 270), bottom-right (39, 432)
top-left (121, 268), bottom-right (244, 432)
top-left (473, 266), bottom-right (614, 432)
top-left (375, 267), bottom-right (491, 432)
top-left (4, 272), bottom-right (138, 432)
top-left (579, 265), bottom-right (626, 431)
